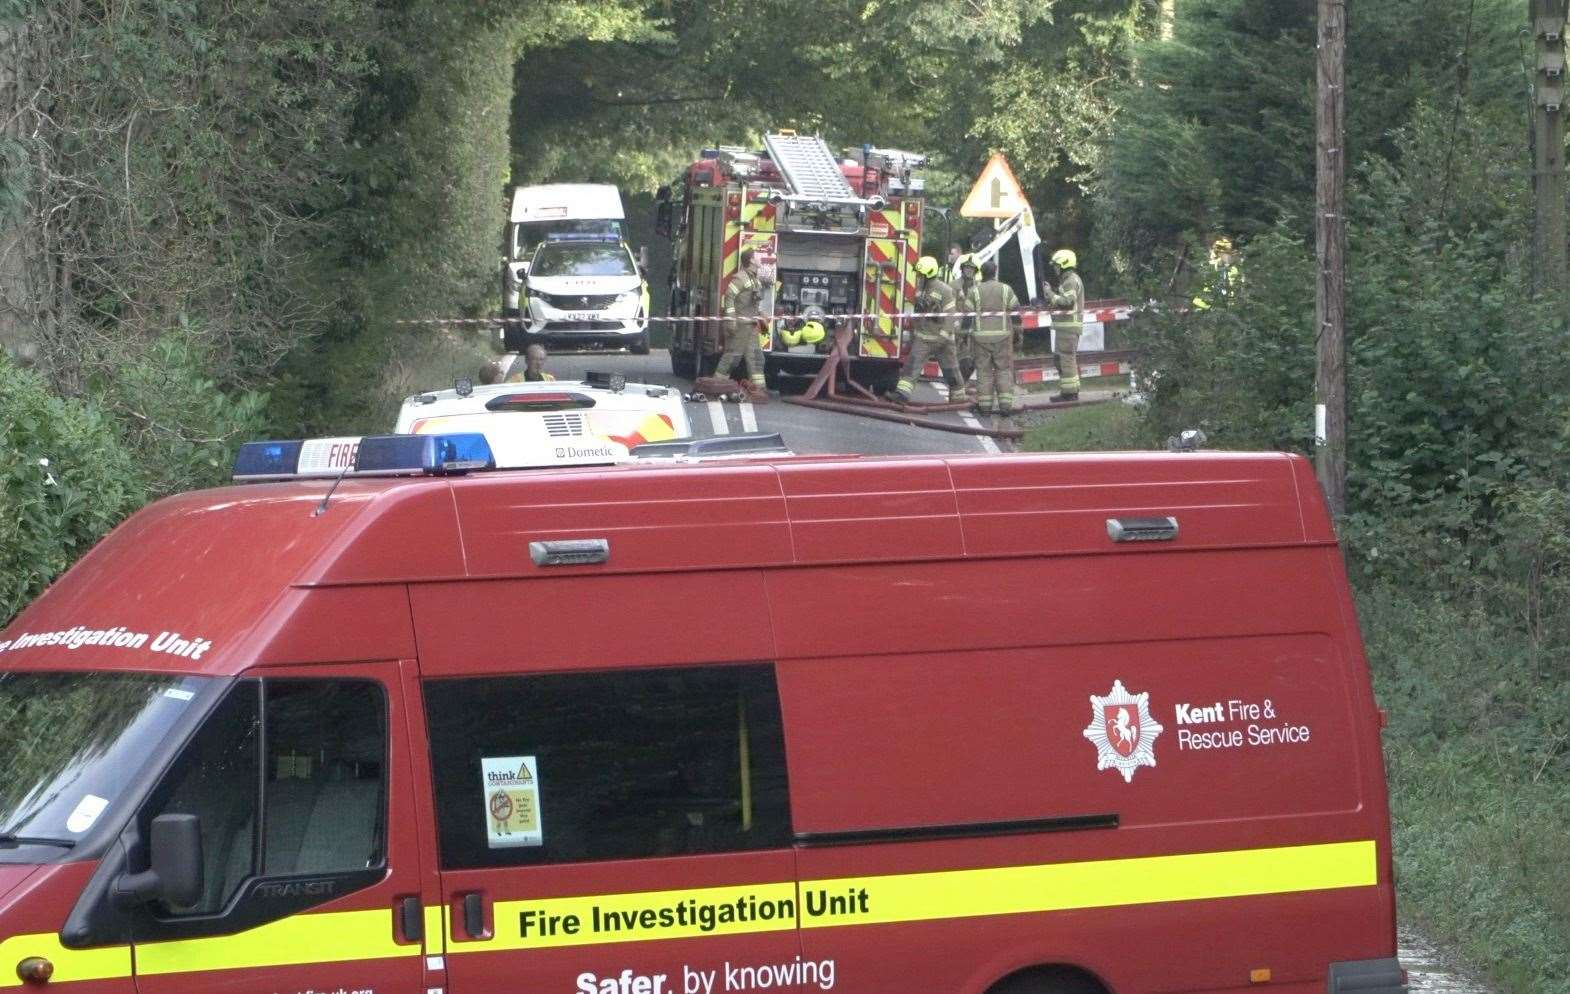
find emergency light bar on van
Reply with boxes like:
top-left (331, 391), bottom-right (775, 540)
top-left (232, 433), bottom-right (494, 481)
top-left (543, 232), bottom-right (622, 243)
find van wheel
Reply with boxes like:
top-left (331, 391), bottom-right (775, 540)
top-left (990, 968), bottom-right (1105, 994)
top-left (629, 332), bottom-right (650, 356)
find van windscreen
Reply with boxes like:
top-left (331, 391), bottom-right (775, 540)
top-left (0, 671), bottom-right (211, 860)
top-left (514, 220), bottom-right (622, 260)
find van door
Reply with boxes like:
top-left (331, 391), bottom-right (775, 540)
top-left (128, 663), bottom-right (428, 994)
top-left (421, 663), bottom-right (806, 994)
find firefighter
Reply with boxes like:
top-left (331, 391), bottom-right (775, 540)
top-left (953, 254), bottom-right (980, 385)
top-left (946, 242), bottom-right (967, 281)
top-left (1192, 237), bottom-right (1242, 311)
top-left (715, 249), bottom-right (768, 399)
top-left (891, 256), bottom-right (963, 401)
top-left (966, 258), bottom-right (1021, 418)
top-left (1044, 248), bottom-right (1085, 402)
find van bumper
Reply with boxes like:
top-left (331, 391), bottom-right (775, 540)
top-left (1327, 958), bottom-right (1406, 994)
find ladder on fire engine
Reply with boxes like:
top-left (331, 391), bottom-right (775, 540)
top-left (764, 132), bottom-right (864, 204)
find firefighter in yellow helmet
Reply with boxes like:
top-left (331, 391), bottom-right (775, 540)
top-left (715, 249), bottom-right (769, 401)
top-left (1045, 248), bottom-right (1085, 402)
top-left (891, 255), bottom-right (963, 402)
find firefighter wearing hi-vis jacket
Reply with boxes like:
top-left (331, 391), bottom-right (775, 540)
top-left (1045, 248), bottom-right (1085, 403)
top-left (891, 256), bottom-right (963, 401)
top-left (966, 259), bottom-right (1022, 417)
top-left (716, 249), bottom-right (768, 397)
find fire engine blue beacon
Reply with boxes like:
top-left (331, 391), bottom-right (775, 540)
top-left (232, 432), bottom-right (495, 481)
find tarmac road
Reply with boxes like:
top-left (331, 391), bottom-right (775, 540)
top-left (545, 347), bottom-right (1492, 994)
top-left (545, 349), bottom-right (998, 456)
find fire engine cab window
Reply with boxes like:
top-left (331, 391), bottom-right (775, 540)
top-left (425, 665), bottom-right (791, 869)
top-left (145, 679), bottom-right (386, 915)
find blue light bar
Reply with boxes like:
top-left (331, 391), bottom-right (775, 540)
top-left (232, 433), bottom-right (494, 482)
top-left (354, 433), bottom-right (495, 475)
top-left (543, 232), bottom-right (622, 243)
top-left (232, 440), bottom-right (305, 481)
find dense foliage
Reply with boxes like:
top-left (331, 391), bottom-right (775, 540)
top-left (4, 0), bottom-right (1570, 985)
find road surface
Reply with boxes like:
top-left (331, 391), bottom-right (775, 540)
top-left (546, 349), bottom-right (997, 456)
top-left (543, 349), bottom-right (1492, 994)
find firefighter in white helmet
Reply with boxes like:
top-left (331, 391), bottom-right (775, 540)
top-left (891, 256), bottom-right (963, 402)
top-left (1044, 248), bottom-right (1085, 402)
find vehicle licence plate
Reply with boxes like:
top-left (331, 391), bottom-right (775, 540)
top-left (566, 312), bottom-right (600, 321)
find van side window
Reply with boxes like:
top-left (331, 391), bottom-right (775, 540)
top-left (425, 664), bottom-right (791, 869)
top-left (144, 679), bottom-right (386, 916)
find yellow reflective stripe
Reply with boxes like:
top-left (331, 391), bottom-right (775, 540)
top-left (0, 933), bottom-right (129, 987)
top-left (0, 842), bottom-right (1377, 980)
top-left (426, 904), bottom-right (447, 953)
top-left (136, 908), bottom-right (416, 975)
top-left (446, 840), bottom-right (1375, 952)
top-left (457, 881), bottom-right (800, 953)
top-left (800, 839), bottom-right (1376, 929)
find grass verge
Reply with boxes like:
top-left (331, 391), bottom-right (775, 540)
top-left (1021, 399), bottom-right (1146, 451)
top-left (1359, 586), bottom-right (1570, 993)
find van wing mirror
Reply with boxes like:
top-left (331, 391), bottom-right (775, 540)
top-left (114, 813), bottom-right (204, 908)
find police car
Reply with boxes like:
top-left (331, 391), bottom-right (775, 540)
top-left (507, 233), bottom-right (651, 355)
top-left (393, 373), bottom-right (690, 469)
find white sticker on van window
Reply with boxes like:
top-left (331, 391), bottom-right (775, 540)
top-left (65, 794), bottom-right (109, 834)
top-left (482, 755), bottom-right (543, 848)
top-left (163, 687), bottom-right (195, 702)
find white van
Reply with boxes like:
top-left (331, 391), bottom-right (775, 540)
top-left (394, 373), bottom-right (687, 468)
top-left (503, 184), bottom-right (625, 316)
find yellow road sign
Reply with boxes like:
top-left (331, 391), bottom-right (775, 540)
top-left (960, 154), bottom-right (1030, 219)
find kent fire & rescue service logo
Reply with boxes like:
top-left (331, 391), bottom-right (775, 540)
top-left (1082, 679), bottom-right (1165, 782)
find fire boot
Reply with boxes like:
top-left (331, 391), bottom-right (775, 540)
top-left (1050, 391), bottom-right (1079, 403)
top-left (744, 381), bottom-right (771, 405)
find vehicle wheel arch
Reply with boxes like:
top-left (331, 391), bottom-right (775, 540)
top-left (978, 961), bottom-right (1112, 994)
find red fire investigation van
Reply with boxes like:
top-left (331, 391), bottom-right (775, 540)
top-left (0, 434), bottom-right (1404, 994)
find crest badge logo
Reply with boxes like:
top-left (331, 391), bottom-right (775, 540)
top-left (1083, 680), bottom-right (1165, 782)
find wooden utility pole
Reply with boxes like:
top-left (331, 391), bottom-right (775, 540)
top-left (1531, 0), bottom-right (1567, 305)
top-left (1315, 0), bottom-right (1347, 516)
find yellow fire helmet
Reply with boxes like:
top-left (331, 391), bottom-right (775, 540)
top-left (959, 254), bottom-right (980, 273)
top-left (915, 255), bottom-right (941, 279)
top-left (799, 319), bottom-right (827, 344)
top-left (1212, 237), bottom-right (1233, 253)
top-left (1051, 249), bottom-right (1077, 270)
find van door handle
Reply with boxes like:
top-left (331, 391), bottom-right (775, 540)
top-left (397, 896), bottom-right (423, 943)
top-left (461, 891), bottom-right (490, 939)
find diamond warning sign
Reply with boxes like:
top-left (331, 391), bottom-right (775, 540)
top-left (960, 153), bottom-right (1030, 219)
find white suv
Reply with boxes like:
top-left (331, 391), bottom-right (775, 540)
top-left (505, 234), bottom-right (650, 355)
